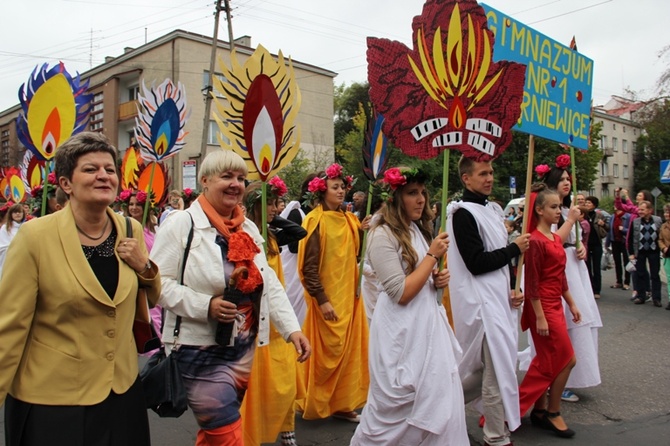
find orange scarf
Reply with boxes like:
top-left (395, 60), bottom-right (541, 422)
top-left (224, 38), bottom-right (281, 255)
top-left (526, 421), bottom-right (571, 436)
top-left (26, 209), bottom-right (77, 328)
top-left (198, 195), bottom-right (262, 293)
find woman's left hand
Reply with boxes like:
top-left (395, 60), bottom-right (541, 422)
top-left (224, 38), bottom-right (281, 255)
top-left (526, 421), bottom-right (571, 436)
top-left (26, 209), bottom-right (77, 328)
top-left (432, 268), bottom-right (450, 289)
top-left (361, 214), bottom-right (372, 230)
top-left (570, 305), bottom-right (582, 323)
top-left (288, 331), bottom-right (312, 362)
top-left (117, 237), bottom-right (149, 273)
top-left (576, 244), bottom-right (587, 260)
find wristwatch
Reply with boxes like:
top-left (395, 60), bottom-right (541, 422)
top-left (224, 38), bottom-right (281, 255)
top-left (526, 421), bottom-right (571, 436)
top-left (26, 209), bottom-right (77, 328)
top-left (141, 259), bottom-right (152, 274)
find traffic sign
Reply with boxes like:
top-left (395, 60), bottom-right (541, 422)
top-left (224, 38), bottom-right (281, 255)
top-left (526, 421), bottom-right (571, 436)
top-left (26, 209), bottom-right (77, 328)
top-left (661, 160), bottom-right (670, 184)
top-left (509, 176), bottom-right (516, 195)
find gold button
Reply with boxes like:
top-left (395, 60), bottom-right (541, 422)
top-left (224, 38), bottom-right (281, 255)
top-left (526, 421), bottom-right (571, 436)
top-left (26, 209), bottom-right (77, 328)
top-left (107, 330), bottom-right (115, 338)
top-left (107, 310), bottom-right (115, 317)
top-left (106, 353), bottom-right (114, 361)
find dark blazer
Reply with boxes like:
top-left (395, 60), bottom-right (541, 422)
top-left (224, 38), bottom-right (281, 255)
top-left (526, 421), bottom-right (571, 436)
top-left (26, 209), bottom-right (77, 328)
top-left (0, 207), bottom-right (160, 406)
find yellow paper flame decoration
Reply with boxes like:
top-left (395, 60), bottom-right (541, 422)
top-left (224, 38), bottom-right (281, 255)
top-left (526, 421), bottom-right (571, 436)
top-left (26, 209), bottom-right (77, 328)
top-left (407, 3), bottom-right (504, 115)
top-left (213, 45), bottom-right (301, 180)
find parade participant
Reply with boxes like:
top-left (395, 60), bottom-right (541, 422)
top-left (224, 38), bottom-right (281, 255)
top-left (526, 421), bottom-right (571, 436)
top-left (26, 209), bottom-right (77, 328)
top-left (605, 207), bottom-right (631, 290)
top-left (540, 157), bottom-right (602, 402)
top-left (628, 201), bottom-right (663, 307)
top-left (160, 190), bottom-right (184, 224)
top-left (519, 184), bottom-right (581, 438)
top-left (659, 204), bottom-right (670, 310)
top-left (0, 203), bottom-right (26, 276)
top-left (298, 163), bottom-right (370, 422)
top-left (240, 178), bottom-right (307, 446)
top-left (151, 150), bottom-right (310, 446)
top-left (447, 157), bottom-right (529, 446)
top-left (0, 132), bottom-right (161, 446)
top-left (351, 167), bottom-right (468, 445)
top-left (584, 196), bottom-right (609, 298)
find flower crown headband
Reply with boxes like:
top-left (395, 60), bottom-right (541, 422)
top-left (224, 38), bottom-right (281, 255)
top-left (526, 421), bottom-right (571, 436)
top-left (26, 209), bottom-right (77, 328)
top-left (304, 163), bottom-right (355, 202)
top-left (535, 154), bottom-right (571, 179)
top-left (29, 172), bottom-right (58, 200)
top-left (379, 167), bottom-right (427, 202)
top-left (182, 188), bottom-right (199, 201)
top-left (245, 176), bottom-right (288, 209)
top-left (116, 189), bottom-right (150, 206)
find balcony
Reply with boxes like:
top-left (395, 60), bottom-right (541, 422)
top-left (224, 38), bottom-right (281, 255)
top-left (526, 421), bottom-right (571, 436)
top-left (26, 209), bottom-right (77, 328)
top-left (602, 147), bottom-right (614, 157)
top-left (601, 175), bottom-right (615, 184)
top-left (118, 100), bottom-right (139, 121)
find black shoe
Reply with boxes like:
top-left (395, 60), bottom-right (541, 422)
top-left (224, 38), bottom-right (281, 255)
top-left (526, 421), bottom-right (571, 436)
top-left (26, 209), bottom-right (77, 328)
top-left (633, 297), bottom-right (645, 305)
top-left (543, 412), bottom-right (576, 438)
top-left (654, 300), bottom-right (662, 307)
top-left (530, 408), bottom-right (546, 427)
top-left (665, 303), bottom-right (670, 310)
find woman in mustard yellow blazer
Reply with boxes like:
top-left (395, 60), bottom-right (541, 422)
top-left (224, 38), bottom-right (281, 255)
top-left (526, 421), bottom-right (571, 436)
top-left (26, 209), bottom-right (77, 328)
top-left (0, 132), bottom-right (161, 446)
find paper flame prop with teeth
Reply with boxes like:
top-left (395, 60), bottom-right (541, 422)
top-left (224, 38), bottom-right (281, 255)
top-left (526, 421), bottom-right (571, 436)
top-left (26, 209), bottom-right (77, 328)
top-left (213, 45), bottom-right (301, 181)
top-left (16, 62), bottom-right (92, 161)
top-left (367, 0), bottom-right (526, 161)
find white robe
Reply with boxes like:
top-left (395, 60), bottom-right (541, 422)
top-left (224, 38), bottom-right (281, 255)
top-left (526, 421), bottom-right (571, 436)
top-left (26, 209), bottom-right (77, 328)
top-left (447, 201), bottom-right (521, 431)
top-left (0, 223), bottom-right (21, 279)
top-left (351, 223), bottom-right (468, 446)
top-left (279, 201), bottom-right (307, 325)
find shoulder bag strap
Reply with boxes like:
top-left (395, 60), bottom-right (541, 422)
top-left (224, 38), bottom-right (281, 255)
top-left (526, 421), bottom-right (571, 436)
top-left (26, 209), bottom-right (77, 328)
top-left (172, 214), bottom-right (195, 338)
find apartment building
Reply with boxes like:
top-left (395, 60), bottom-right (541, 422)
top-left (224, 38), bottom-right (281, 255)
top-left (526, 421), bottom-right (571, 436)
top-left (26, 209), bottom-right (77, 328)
top-left (591, 96), bottom-right (644, 199)
top-left (0, 29), bottom-right (337, 189)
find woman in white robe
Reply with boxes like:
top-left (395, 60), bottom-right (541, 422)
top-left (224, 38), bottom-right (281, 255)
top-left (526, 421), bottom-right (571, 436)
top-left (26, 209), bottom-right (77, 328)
top-left (351, 167), bottom-right (468, 446)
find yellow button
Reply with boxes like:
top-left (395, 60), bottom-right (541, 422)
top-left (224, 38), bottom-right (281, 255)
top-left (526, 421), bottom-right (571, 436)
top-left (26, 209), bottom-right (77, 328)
top-left (106, 353), bottom-right (114, 361)
top-left (107, 330), bottom-right (115, 338)
top-left (107, 310), bottom-right (115, 317)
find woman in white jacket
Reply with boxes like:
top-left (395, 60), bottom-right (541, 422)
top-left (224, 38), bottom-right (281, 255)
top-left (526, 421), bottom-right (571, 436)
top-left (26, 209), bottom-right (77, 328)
top-left (151, 150), bottom-right (310, 446)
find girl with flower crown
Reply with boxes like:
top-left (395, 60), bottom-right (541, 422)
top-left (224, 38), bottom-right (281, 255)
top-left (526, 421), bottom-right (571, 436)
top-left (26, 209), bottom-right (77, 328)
top-left (351, 167), bottom-right (468, 446)
top-left (240, 177), bottom-right (307, 446)
top-left (526, 154), bottom-right (602, 400)
top-left (297, 163), bottom-right (370, 422)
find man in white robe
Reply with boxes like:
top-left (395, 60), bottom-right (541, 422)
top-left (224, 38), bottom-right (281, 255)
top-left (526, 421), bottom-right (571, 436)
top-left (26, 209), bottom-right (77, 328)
top-left (447, 157), bottom-right (530, 446)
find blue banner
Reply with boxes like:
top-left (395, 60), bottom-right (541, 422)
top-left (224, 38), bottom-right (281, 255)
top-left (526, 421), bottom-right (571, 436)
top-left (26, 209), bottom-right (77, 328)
top-left (481, 4), bottom-right (594, 150)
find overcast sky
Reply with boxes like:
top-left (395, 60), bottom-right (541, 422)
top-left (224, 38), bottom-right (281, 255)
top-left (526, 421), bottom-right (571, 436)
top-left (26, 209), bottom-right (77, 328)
top-left (1, 0), bottom-right (667, 113)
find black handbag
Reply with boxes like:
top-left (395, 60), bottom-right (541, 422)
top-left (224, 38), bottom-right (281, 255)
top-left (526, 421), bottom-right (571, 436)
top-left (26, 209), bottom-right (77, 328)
top-left (140, 215), bottom-right (194, 418)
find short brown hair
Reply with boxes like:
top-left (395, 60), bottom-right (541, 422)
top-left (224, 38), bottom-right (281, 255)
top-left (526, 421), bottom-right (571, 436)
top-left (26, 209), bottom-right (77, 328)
top-left (55, 132), bottom-right (117, 180)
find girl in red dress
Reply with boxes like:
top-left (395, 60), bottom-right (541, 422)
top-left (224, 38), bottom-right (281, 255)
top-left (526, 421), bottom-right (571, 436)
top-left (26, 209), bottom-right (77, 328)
top-left (519, 185), bottom-right (581, 438)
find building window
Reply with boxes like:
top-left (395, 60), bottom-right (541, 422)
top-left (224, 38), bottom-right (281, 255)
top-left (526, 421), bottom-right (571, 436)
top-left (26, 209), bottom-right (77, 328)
top-left (589, 188), bottom-right (596, 197)
top-left (202, 71), bottom-right (227, 98)
top-left (623, 126), bottom-right (626, 133)
top-left (601, 135), bottom-right (607, 148)
top-left (128, 85), bottom-right (140, 100)
top-left (1, 130), bottom-right (8, 138)
top-left (613, 164), bottom-right (619, 178)
top-left (622, 139), bottom-right (628, 153)
top-left (633, 128), bottom-right (637, 135)
top-left (612, 137), bottom-right (618, 152)
top-left (601, 188), bottom-right (609, 197)
top-left (632, 141), bottom-right (637, 153)
top-left (600, 161), bottom-right (608, 176)
top-left (90, 92), bottom-right (103, 132)
top-left (613, 123), bottom-right (616, 130)
top-left (623, 165), bottom-right (629, 179)
top-left (207, 120), bottom-right (230, 146)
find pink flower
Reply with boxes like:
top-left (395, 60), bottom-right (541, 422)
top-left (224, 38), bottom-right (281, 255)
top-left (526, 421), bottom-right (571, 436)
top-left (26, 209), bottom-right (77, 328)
top-left (325, 163), bottom-right (343, 179)
top-left (344, 175), bottom-right (355, 189)
top-left (47, 172), bottom-right (57, 185)
top-left (136, 190), bottom-right (148, 204)
top-left (183, 188), bottom-right (193, 197)
top-left (534, 164), bottom-right (551, 178)
top-left (30, 185), bottom-right (43, 197)
top-left (307, 177), bottom-right (327, 193)
top-left (118, 189), bottom-right (132, 202)
top-left (268, 176), bottom-right (288, 197)
top-left (383, 167), bottom-right (407, 190)
top-left (555, 154), bottom-right (571, 169)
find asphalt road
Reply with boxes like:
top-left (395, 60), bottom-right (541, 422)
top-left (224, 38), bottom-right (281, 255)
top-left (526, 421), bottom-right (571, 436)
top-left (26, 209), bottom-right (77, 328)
top-left (2, 268), bottom-right (669, 445)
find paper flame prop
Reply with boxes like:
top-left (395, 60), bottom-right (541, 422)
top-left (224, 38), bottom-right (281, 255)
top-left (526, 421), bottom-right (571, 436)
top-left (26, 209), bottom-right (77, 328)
top-left (121, 144), bottom-right (144, 190)
top-left (137, 161), bottom-right (170, 207)
top-left (134, 79), bottom-right (190, 163)
top-left (367, 0), bottom-right (526, 161)
top-left (362, 109), bottom-right (389, 181)
top-left (0, 167), bottom-right (27, 203)
top-left (213, 45), bottom-right (301, 181)
top-left (20, 150), bottom-right (54, 192)
top-left (16, 62), bottom-right (92, 161)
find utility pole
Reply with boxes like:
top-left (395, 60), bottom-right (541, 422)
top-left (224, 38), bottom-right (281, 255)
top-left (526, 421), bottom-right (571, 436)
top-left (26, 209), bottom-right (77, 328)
top-left (199, 0), bottom-right (225, 160)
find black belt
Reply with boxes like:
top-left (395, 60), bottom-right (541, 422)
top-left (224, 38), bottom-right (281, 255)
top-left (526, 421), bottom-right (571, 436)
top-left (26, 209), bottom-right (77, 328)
top-left (563, 243), bottom-right (576, 248)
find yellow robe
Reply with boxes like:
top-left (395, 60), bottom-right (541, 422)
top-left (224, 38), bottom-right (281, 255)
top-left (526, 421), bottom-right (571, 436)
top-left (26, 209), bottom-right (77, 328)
top-left (241, 237), bottom-right (300, 445)
top-left (297, 206), bottom-right (369, 419)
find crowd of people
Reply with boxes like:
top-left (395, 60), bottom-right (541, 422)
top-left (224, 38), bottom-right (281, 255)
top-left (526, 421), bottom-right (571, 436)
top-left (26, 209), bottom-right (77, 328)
top-left (1, 132), bottom-right (669, 446)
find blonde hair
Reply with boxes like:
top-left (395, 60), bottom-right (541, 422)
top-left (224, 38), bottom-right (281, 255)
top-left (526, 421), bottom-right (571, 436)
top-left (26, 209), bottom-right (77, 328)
top-left (199, 150), bottom-right (248, 182)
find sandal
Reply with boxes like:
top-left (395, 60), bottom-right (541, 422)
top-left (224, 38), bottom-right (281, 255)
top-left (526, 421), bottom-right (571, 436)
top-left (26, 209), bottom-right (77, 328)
top-left (622, 285), bottom-right (630, 290)
top-left (332, 411), bottom-right (361, 423)
top-left (610, 283), bottom-right (622, 289)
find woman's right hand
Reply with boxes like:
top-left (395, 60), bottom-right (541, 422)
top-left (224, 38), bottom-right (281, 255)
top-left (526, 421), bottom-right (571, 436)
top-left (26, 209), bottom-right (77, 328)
top-left (536, 317), bottom-right (549, 336)
top-left (209, 295), bottom-right (238, 323)
top-left (566, 205), bottom-right (581, 224)
top-left (320, 301), bottom-right (338, 322)
top-left (428, 232), bottom-right (449, 259)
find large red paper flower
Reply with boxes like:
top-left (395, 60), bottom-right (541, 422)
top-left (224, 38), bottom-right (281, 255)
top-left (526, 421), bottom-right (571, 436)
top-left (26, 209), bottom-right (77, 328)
top-left (367, 0), bottom-right (526, 161)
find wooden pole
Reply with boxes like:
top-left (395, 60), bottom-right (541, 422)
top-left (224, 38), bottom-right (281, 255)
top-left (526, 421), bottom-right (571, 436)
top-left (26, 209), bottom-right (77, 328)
top-left (514, 135), bottom-right (535, 294)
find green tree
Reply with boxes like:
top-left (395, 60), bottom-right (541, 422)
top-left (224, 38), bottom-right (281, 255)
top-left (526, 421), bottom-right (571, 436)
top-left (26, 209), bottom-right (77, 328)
top-left (334, 82), bottom-right (370, 147)
top-left (277, 149), bottom-right (312, 202)
top-left (633, 99), bottom-right (670, 200)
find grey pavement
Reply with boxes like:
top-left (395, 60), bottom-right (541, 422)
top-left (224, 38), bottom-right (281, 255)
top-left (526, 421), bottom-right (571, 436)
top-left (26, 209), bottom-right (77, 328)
top-left (2, 268), bottom-right (670, 445)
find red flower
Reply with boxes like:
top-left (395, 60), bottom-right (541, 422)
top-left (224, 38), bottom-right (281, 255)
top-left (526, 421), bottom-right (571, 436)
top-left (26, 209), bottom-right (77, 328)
top-left (183, 188), bottom-right (193, 197)
top-left (555, 154), bottom-right (571, 169)
top-left (118, 189), bottom-right (132, 202)
top-left (47, 172), bottom-right (57, 185)
top-left (535, 164), bottom-right (551, 178)
top-left (383, 168), bottom-right (408, 190)
top-left (325, 163), bottom-right (343, 179)
top-left (136, 190), bottom-right (148, 204)
top-left (268, 176), bottom-right (288, 197)
top-left (307, 177), bottom-right (327, 193)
